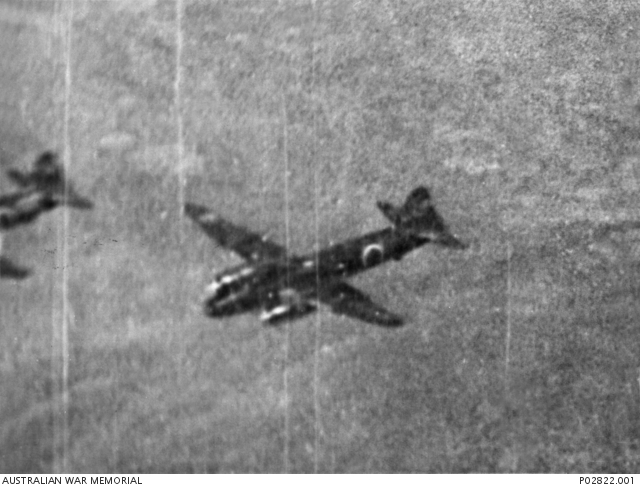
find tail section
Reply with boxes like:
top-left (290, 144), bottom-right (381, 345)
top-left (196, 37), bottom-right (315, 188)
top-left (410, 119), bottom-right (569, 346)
top-left (377, 186), bottom-right (467, 249)
top-left (6, 151), bottom-right (93, 210)
top-left (6, 151), bottom-right (62, 190)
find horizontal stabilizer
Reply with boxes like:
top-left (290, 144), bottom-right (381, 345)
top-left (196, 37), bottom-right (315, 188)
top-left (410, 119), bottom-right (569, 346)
top-left (49, 187), bottom-right (94, 210)
top-left (6, 169), bottom-right (32, 187)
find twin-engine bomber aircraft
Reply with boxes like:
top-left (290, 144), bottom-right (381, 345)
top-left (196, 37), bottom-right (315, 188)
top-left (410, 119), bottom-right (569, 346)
top-left (0, 151), bottom-right (93, 279)
top-left (185, 186), bottom-right (467, 327)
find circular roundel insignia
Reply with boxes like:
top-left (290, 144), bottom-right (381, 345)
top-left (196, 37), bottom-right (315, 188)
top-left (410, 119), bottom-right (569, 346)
top-left (362, 243), bottom-right (384, 267)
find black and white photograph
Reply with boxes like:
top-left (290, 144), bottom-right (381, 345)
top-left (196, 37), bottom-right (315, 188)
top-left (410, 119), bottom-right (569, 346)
top-left (1, 0), bottom-right (639, 474)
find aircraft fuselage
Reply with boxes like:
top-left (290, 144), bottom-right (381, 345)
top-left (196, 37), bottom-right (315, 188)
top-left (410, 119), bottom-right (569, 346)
top-left (203, 226), bottom-right (428, 318)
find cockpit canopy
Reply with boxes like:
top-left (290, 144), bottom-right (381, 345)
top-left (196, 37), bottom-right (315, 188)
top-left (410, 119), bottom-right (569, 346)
top-left (205, 264), bottom-right (254, 301)
top-left (205, 277), bottom-right (239, 301)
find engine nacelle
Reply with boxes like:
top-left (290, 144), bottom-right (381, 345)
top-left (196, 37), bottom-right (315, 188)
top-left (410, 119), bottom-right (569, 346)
top-left (361, 243), bottom-right (384, 267)
top-left (260, 301), bottom-right (317, 325)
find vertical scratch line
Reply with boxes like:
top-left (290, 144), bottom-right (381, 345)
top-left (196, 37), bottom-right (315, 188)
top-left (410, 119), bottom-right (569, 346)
top-left (175, 0), bottom-right (185, 218)
top-left (173, 0), bottom-right (189, 469)
top-left (310, 0), bottom-right (321, 474)
top-left (51, 2), bottom-right (61, 472)
top-left (61, 0), bottom-right (74, 473)
top-left (505, 240), bottom-right (512, 387)
top-left (281, 90), bottom-right (291, 474)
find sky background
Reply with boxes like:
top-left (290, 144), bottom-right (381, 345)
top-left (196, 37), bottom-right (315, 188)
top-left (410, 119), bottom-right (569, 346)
top-left (1, 0), bottom-right (640, 473)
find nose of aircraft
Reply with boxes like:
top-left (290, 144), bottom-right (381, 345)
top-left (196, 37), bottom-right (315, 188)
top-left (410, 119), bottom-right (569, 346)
top-left (203, 298), bottom-right (218, 317)
top-left (202, 295), bottom-right (236, 317)
top-left (201, 279), bottom-right (232, 317)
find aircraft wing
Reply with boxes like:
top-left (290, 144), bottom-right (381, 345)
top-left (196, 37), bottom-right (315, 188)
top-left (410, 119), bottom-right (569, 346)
top-left (184, 203), bottom-right (287, 262)
top-left (318, 281), bottom-right (404, 327)
top-left (0, 256), bottom-right (31, 279)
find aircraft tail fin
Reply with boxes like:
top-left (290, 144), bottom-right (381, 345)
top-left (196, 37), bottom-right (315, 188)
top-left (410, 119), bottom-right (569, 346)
top-left (377, 186), bottom-right (467, 249)
top-left (6, 152), bottom-right (93, 210)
